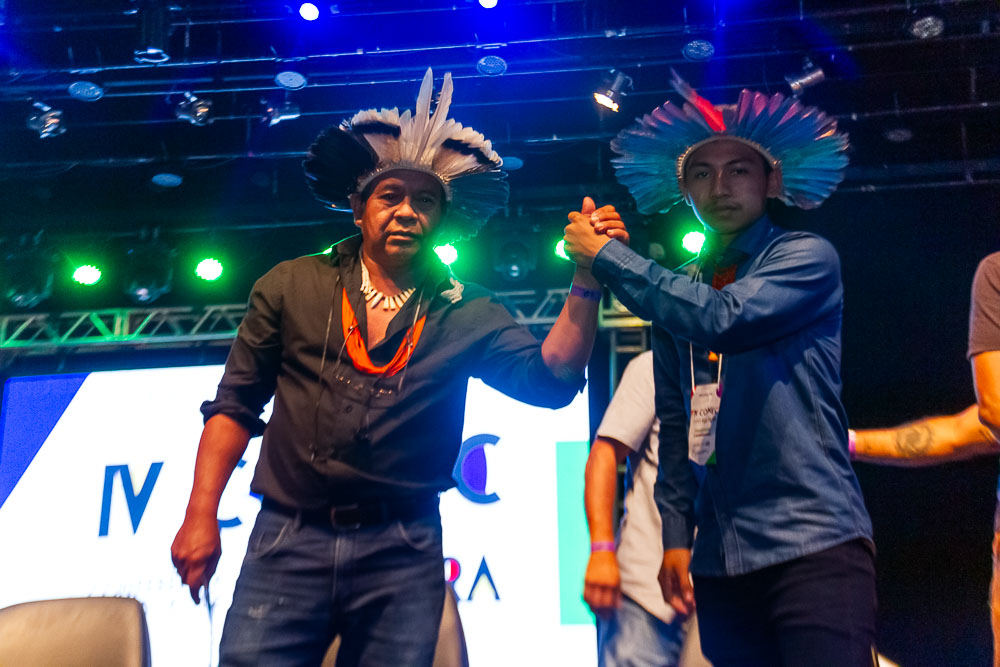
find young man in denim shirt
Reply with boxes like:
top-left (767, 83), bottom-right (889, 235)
top-left (564, 72), bottom-right (877, 666)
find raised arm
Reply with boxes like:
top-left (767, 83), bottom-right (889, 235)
top-left (852, 404), bottom-right (998, 467)
top-left (542, 198), bottom-right (627, 381)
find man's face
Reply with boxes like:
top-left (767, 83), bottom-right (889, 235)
top-left (681, 139), bottom-right (781, 238)
top-left (352, 170), bottom-right (445, 267)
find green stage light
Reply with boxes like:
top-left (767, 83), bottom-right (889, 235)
top-left (682, 231), bottom-right (706, 254)
top-left (73, 264), bottom-right (102, 286)
top-left (434, 244), bottom-right (458, 266)
top-left (196, 258), bottom-right (224, 281)
top-left (554, 239), bottom-right (570, 261)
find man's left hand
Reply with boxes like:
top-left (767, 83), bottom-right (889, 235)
top-left (564, 197), bottom-right (628, 270)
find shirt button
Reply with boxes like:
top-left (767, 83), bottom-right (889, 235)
top-left (345, 405), bottom-right (353, 413)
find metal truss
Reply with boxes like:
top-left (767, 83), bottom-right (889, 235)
top-left (0, 288), bottom-right (651, 358)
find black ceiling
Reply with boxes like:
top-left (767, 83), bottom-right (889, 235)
top-left (1, 0), bottom-right (998, 308)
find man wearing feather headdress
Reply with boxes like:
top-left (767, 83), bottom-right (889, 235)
top-left (170, 69), bottom-right (627, 665)
top-left (564, 71), bottom-right (878, 665)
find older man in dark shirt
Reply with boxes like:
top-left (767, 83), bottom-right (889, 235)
top-left (170, 70), bottom-right (625, 665)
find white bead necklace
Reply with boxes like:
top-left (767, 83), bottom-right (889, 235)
top-left (360, 256), bottom-right (416, 311)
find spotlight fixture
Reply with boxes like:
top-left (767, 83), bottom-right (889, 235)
top-left (175, 92), bottom-right (213, 126)
top-left (500, 156), bottom-right (523, 171)
top-left (133, 0), bottom-right (172, 64)
top-left (682, 231), bottom-right (706, 254)
top-left (124, 238), bottom-right (174, 304)
top-left (151, 171), bottom-right (183, 188)
top-left (785, 58), bottom-right (825, 97)
top-left (494, 240), bottom-right (536, 281)
top-left (883, 127), bottom-right (914, 143)
top-left (479, 0), bottom-right (499, 7)
top-left (262, 95), bottom-right (301, 127)
top-left (299, 3), bottom-right (320, 21)
top-left (906, 11), bottom-right (945, 39)
top-left (476, 54), bottom-right (507, 76)
top-left (681, 39), bottom-right (715, 62)
top-left (433, 244), bottom-right (459, 266)
top-left (2, 234), bottom-right (55, 309)
top-left (68, 80), bottom-right (104, 102)
top-left (593, 70), bottom-right (632, 113)
top-left (275, 70), bottom-right (308, 91)
top-left (27, 102), bottom-right (66, 138)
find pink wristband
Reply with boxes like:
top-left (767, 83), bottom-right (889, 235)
top-left (848, 429), bottom-right (857, 459)
top-left (590, 541), bottom-right (616, 553)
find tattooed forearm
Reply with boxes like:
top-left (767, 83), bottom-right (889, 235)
top-left (894, 423), bottom-right (934, 457)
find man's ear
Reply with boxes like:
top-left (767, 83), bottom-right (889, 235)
top-left (349, 193), bottom-right (363, 228)
top-left (680, 182), bottom-right (693, 207)
top-left (766, 167), bottom-right (783, 200)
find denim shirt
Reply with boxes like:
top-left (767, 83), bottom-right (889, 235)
top-left (592, 218), bottom-right (872, 576)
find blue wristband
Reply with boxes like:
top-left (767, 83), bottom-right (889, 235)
top-left (570, 284), bottom-right (602, 302)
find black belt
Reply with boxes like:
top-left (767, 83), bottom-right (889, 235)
top-left (261, 495), bottom-right (439, 528)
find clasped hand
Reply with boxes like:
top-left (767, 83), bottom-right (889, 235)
top-left (563, 197), bottom-right (628, 270)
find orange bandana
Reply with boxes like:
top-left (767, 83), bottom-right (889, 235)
top-left (341, 287), bottom-right (425, 376)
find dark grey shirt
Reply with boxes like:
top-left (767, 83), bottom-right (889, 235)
top-left (969, 251), bottom-right (1000, 358)
top-left (202, 235), bottom-right (582, 507)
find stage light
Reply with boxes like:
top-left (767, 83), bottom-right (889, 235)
top-left (479, 0), bottom-right (498, 8)
top-left (682, 231), bottom-right (706, 254)
top-left (2, 236), bottom-right (54, 309)
top-left (175, 92), bottom-right (213, 126)
top-left (263, 96), bottom-right (301, 126)
top-left (494, 240), bottom-right (535, 281)
top-left (883, 127), bottom-right (913, 143)
top-left (275, 70), bottom-right (307, 91)
top-left (434, 244), bottom-right (458, 266)
top-left (27, 102), bottom-right (66, 139)
top-left (554, 239), bottom-right (571, 262)
top-left (68, 81), bottom-right (104, 102)
top-left (124, 240), bottom-right (174, 303)
top-left (500, 156), bottom-right (523, 171)
top-left (196, 258), bottom-right (224, 281)
top-left (476, 54), bottom-right (507, 76)
top-left (906, 12), bottom-right (945, 39)
top-left (73, 264), bottom-right (102, 286)
top-left (299, 3), bottom-right (320, 20)
top-left (133, 0), bottom-right (171, 64)
top-left (785, 58), bottom-right (824, 97)
top-left (593, 70), bottom-right (632, 113)
top-left (151, 171), bottom-right (183, 188)
top-left (681, 39), bottom-right (715, 62)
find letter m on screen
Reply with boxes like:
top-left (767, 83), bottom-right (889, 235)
top-left (98, 463), bottom-right (163, 537)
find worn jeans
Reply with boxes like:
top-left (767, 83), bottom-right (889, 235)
top-left (219, 504), bottom-right (445, 666)
top-left (596, 595), bottom-right (692, 667)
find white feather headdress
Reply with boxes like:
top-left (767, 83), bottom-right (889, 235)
top-left (304, 69), bottom-right (509, 243)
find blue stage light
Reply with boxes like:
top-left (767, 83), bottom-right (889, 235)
top-left (299, 3), bottom-right (320, 21)
top-left (479, 0), bottom-right (498, 8)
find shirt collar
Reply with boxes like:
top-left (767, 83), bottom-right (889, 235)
top-left (700, 216), bottom-right (774, 265)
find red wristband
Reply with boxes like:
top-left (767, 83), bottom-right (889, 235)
top-left (590, 541), bottom-right (616, 553)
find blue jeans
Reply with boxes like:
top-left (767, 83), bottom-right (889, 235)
top-left (219, 504), bottom-right (445, 666)
top-left (596, 595), bottom-right (686, 667)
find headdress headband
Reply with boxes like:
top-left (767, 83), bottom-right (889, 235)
top-left (304, 68), bottom-right (509, 243)
top-left (610, 69), bottom-right (849, 214)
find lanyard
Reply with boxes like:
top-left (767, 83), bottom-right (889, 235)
top-left (689, 263), bottom-right (723, 391)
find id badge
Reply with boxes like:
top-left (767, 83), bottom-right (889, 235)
top-left (688, 383), bottom-right (721, 465)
